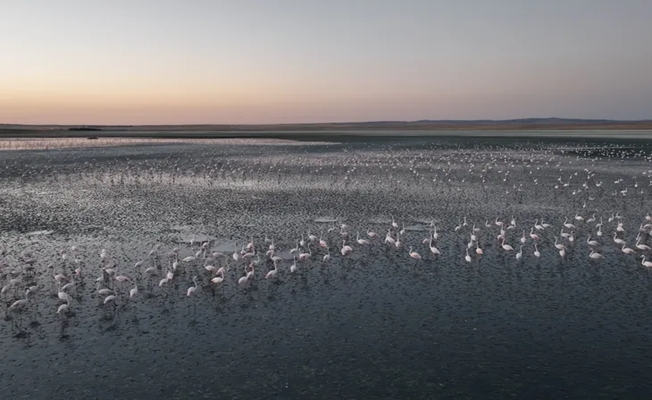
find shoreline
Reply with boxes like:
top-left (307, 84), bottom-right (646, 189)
top-left (1, 128), bottom-right (651, 142)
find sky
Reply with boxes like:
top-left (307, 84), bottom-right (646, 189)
top-left (1, 0), bottom-right (651, 125)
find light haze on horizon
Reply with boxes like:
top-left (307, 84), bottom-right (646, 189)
top-left (2, 0), bottom-right (652, 125)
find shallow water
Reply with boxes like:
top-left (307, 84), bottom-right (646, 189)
top-left (1, 137), bottom-right (652, 399)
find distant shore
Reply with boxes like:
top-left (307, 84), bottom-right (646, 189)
top-left (1, 119), bottom-right (652, 141)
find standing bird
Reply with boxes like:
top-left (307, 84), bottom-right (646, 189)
top-left (533, 244), bottom-right (541, 258)
top-left (356, 233), bottom-right (370, 245)
top-left (187, 276), bottom-right (199, 296)
top-left (10, 290), bottom-right (29, 311)
top-left (408, 246), bottom-right (421, 260)
top-left (130, 281), bottom-right (139, 299)
top-left (641, 256), bottom-right (652, 268)
top-left (500, 238), bottom-right (514, 252)
top-left (529, 228), bottom-right (540, 241)
top-left (211, 267), bottom-right (226, 284)
top-left (341, 240), bottom-right (353, 256)
top-left (266, 260), bottom-right (278, 280)
top-left (589, 249), bottom-right (603, 260)
top-left (587, 235), bottom-right (600, 247)
top-left (57, 300), bottom-right (70, 316)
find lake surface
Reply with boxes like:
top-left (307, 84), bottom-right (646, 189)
top-left (1, 136), bottom-right (651, 399)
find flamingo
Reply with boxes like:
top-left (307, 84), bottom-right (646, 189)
top-left (96, 282), bottom-right (114, 296)
top-left (130, 281), bottom-right (138, 298)
top-left (563, 217), bottom-right (576, 230)
top-left (408, 246), bottom-right (421, 260)
top-left (429, 238), bottom-right (441, 255)
top-left (211, 267), bottom-right (226, 284)
top-left (187, 276), bottom-right (199, 296)
top-left (319, 234), bottom-right (328, 249)
top-left (641, 256), bottom-right (652, 268)
top-left (616, 222), bottom-right (625, 233)
top-left (554, 237), bottom-right (565, 251)
top-left (635, 239), bottom-right (651, 251)
top-left (621, 244), bottom-right (636, 255)
top-left (384, 230), bottom-right (396, 246)
top-left (298, 247), bottom-right (312, 261)
top-left (265, 260), bottom-right (278, 279)
top-left (356, 232), bottom-right (370, 245)
top-left (586, 235), bottom-right (599, 247)
top-left (533, 244), bottom-right (541, 258)
top-left (57, 301), bottom-right (70, 315)
top-left (500, 237), bottom-right (514, 252)
top-left (589, 249), bottom-right (603, 260)
top-left (9, 290), bottom-right (29, 311)
top-left (238, 268), bottom-right (249, 285)
top-left (246, 237), bottom-right (255, 251)
top-left (613, 232), bottom-right (626, 246)
top-left (341, 240), bottom-right (353, 256)
top-left (529, 228), bottom-right (539, 241)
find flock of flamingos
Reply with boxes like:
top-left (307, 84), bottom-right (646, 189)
top-left (0, 140), bottom-right (651, 336)
top-left (2, 211), bottom-right (652, 323)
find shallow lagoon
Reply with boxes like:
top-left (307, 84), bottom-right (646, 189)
top-left (1, 137), bottom-right (652, 399)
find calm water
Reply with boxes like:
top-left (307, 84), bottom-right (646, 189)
top-left (1, 136), bottom-right (651, 399)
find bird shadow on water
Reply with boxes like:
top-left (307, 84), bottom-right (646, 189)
top-left (98, 304), bottom-right (121, 334)
top-left (59, 317), bottom-right (72, 341)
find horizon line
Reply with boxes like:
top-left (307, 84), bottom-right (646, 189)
top-left (3, 117), bottom-right (652, 127)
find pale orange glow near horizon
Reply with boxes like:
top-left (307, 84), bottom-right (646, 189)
top-left (2, 1), bottom-right (651, 124)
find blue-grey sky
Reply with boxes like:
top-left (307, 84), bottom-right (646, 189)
top-left (1, 0), bottom-right (651, 124)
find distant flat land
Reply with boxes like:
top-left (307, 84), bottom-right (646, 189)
top-left (1, 118), bottom-right (652, 140)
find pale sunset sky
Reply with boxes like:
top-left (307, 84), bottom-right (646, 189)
top-left (1, 0), bottom-right (651, 125)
